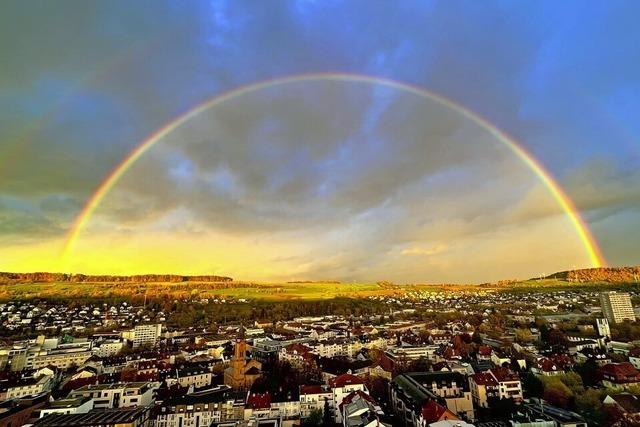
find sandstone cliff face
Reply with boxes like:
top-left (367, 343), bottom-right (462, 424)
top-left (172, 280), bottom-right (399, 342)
top-left (544, 266), bottom-right (640, 283)
top-left (0, 272), bottom-right (233, 283)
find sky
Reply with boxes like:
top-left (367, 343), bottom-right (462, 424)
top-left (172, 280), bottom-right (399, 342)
top-left (1, 0), bottom-right (639, 283)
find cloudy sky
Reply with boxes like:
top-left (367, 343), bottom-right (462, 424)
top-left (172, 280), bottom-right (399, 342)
top-left (1, 1), bottom-right (639, 283)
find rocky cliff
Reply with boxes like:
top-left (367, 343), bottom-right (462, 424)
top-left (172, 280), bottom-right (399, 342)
top-left (543, 266), bottom-right (640, 283)
top-left (0, 272), bottom-right (233, 283)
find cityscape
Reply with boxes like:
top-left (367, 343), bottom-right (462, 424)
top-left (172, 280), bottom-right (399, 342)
top-left (2, 1), bottom-right (640, 426)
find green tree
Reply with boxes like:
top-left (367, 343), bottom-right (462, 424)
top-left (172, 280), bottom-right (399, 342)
top-left (523, 373), bottom-right (543, 398)
top-left (302, 409), bottom-right (323, 427)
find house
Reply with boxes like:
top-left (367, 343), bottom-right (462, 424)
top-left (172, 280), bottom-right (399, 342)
top-left (489, 367), bottom-right (523, 401)
top-left (5, 375), bottom-right (53, 399)
top-left (390, 374), bottom-right (461, 427)
top-left (278, 343), bottom-right (314, 369)
top-left (340, 390), bottom-right (389, 427)
top-left (603, 393), bottom-right (640, 425)
top-left (330, 374), bottom-right (368, 423)
top-left (166, 366), bottom-right (212, 389)
top-left (469, 371), bottom-right (499, 409)
top-left (600, 363), bottom-right (640, 390)
top-left (402, 372), bottom-right (474, 421)
top-left (0, 392), bottom-right (49, 427)
top-left (628, 348), bottom-right (640, 370)
top-left (420, 400), bottom-right (460, 426)
top-left (39, 397), bottom-right (94, 418)
top-left (154, 386), bottom-right (243, 427)
top-left (68, 382), bottom-right (159, 409)
top-left (299, 384), bottom-right (334, 420)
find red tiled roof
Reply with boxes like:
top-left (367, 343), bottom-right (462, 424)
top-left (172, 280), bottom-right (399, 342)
top-left (490, 367), bottom-right (519, 382)
top-left (600, 363), bottom-right (640, 384)
top-left (330, 373), bottom-right (363, 388)
top-left (300, 385), bottom-right (330, 395)
top-left (246, 392), bottom-right (271, 409)
top-left (478, 346), bottom-right (492, 356)
top-left (421, 400), bottom-right (457, 423)
top-left (472, 372), bottom-right (498, 386)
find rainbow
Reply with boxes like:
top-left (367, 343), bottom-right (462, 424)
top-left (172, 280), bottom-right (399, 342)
top-left (60, 73), bottom-right (606, 267)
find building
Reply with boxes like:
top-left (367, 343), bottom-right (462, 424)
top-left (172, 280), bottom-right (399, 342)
top-left (299, 384), bottom-right (334, 420)
top-left (68, 382), bottom-right (159, 409)
top-left (489, 367), bottom-right (523, 401)
top-left (340, 390), bottom-right (389, 427)
top-left (469, 372), bottom-right (499, 409)
top-left (330, 374), bottom-right (368, 423)
top-left (600, 362), bottom-right (640, 390)
top-left (603, 393), bottom-right (640, 425)
top-left (166, 366), bottom-right (212, 389)
top-left (154, 386), bottom-right (244, 427)
top-left (39, 397), bottom-right (94, 418)
top-left (0, 392), bottom-right (49, 427)
top-left (390, 374), bottom-right (461, 427)
top-left (224, 327), bottom-right (262, 391)
top-left (400, 372), bottom-right (474, 421)
top-left (33, 406), bottom-right (151, 427)
top-left (519, 401), bottom-right (586, 427)
top-left (601, 292), bottom-right (635, 324)
top-left (5, 375), bottom-right (53, 399)
top-left (596, 318), bottom-right (611, 338)
top-left (132, 324), bottom-right (162, 349)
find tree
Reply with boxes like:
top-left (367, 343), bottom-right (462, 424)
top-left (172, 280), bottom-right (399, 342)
top-left (515, 328), bottom-right (533, 343)
top-left (574, 388), bottom-right (606, 425)
top-left (323, 397), bottom-right (333, 425)
top-left (522, 373), bottom-right (543, 398)
top-left (542, 379), bottom-right (573, 409)
top-left (302, 409), bottom-right (323, 427)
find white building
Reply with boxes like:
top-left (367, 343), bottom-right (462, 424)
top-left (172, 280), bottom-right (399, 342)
top-left (131, 324), bottom-right (162, 348)
top-left (40, 397), bottom-right (94, 418)
top-left (601, 292), bottom-right (635, 324)
top-left (596, 318), bottom-right (611, 339)
top-left (68, 382), bottom-right (159, 409)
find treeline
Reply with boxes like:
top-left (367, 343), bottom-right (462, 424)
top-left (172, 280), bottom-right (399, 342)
top-left (167, 297), bottom-right (394, 328)
top-left (0, 272), bottom-right (233, 283)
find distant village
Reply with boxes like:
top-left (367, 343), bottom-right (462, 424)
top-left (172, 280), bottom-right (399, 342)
top-left (0, 289), bottom-right (640, 426)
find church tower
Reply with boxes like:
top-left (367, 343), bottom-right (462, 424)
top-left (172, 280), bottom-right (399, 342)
top-left (224, 324), bottom-right (262, 390)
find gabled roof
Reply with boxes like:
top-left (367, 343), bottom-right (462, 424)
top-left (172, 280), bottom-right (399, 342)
top-left (471, 372), bottom-right (498, 386)
top-left (608, 393), bottom-right (640, 414)
top-left (330, 373), bottom-right (363, 388)
top-left (421, 400), bottom-right (458, 423)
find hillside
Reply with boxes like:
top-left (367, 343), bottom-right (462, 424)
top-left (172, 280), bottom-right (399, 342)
top-left (543, 266), bottom-right (640, 283)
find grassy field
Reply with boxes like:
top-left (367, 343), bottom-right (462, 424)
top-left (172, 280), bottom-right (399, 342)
top-left (0, 278), bottom-right (637, 302)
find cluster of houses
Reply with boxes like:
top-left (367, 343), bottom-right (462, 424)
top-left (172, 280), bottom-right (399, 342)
top-left (0, 289), bottom-right (640, 426)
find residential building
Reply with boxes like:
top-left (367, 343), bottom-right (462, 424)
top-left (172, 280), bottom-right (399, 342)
top-left (154, 386), bottom-right (244, 427)
top-left (340, 390), bottom-right (389, 427)
top-left (601, 291), bottom-right (635, 324)
top-left (68, 382), bottom-right (159, 409)
top-left (39, 397), bottom-right (94, 418)
top-left (299, 384), bottom-right (333, 420)
top-left (596, 318), bottom-right (611, 338)
top-left (33, 406), bottom-right (151, 427)
top-left (600, 363), bottom-right (640, 390)
top-left (132, 324), bottom-right (162, 349)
